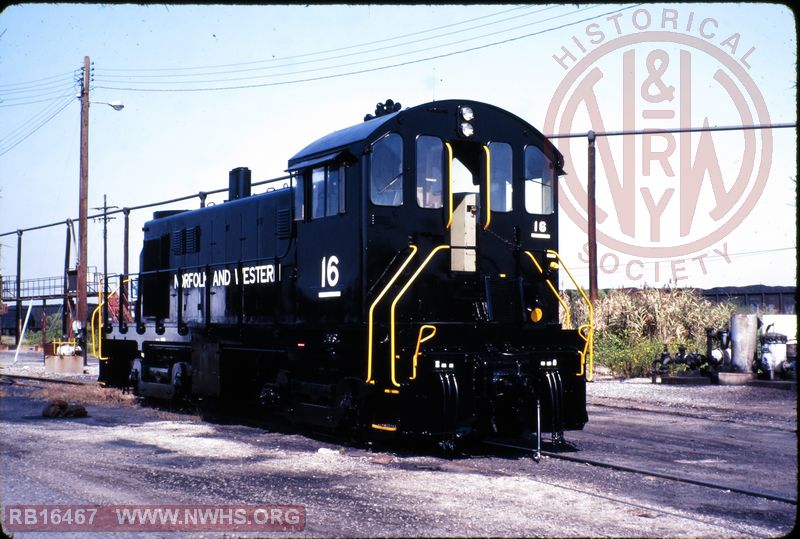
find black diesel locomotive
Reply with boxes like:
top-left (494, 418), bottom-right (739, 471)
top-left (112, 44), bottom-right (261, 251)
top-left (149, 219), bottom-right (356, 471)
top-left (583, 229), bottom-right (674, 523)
top-left (102, 99), bottom-right (592, 447)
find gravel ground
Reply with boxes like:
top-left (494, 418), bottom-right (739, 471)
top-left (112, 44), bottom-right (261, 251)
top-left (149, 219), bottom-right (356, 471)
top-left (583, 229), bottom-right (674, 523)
top-left (1, 353), bottom-right (796, 538)
top-left (586, 375), bottom-right (797, 429)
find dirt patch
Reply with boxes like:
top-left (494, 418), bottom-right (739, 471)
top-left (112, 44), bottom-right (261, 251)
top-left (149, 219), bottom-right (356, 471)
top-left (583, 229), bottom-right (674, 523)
top-left (27, 383), bottom-right (138, 407)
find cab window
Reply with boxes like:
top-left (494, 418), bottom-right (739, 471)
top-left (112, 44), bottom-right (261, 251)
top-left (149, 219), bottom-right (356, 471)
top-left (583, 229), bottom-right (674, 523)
top-left (524, 145), bottom-right (555, 215)
top-left (416, 135), bottom-right (443, 209)
top-left (295, 163), bottom-right (346, 221)
top-left (370, 133), bottom-right (403, 206)
top-left (293, 173), bottom-right (305, 221)
top-left (311, 164), bottom-right (346, 220)
top-left (488, 142), bottom-right (512, 212)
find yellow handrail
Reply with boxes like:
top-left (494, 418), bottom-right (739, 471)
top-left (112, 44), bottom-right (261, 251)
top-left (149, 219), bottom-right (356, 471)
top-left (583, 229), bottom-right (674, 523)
top-left (445, 142), bottom-right (454, 229)
top-left (389, 245), bottom-right (449, 387)
top-left (546, 250), bottom-right (594, 381)
top-left (90, 304), bottom-right (103, 359)
top-left (482, 145), bottom-right (491, 230)
top-left (90, 278), bottom-right (128, 361)
top-left (410, 324), bottom-right (437, 380)
top-left (52, 340), bottom-right (77, 356)
top-left (366, 246), bottom-right (418, 384)
top-left (523, 251), bottom-right (572, 329)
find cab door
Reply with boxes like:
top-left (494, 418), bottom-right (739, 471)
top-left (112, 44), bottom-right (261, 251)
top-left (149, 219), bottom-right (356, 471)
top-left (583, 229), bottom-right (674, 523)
top-left (292, 159), bottom-right (359, 325)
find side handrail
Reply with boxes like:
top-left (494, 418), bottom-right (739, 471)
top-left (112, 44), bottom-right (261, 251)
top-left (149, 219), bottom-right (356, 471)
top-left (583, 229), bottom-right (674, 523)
top-left (410, 324), bottom-right (437, 380)
top-left (389, 245), bottom-right (450, 387)
top-left (366, 246), bottom-right (418, 384)
top-left (482, 145), bottom-right (491, 230)
top-left (523, 251), bottom-right (572, 330)
top-left (445, 142), bottom-right (454, 229)
top-left (91, 278), bottom-right (128, 360)
top-left (546, 250), bottom-right (594, 381)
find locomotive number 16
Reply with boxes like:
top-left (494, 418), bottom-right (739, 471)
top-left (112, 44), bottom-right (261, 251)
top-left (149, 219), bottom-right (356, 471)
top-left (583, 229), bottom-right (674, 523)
top-left (321, 255), bottom-right (340, 288)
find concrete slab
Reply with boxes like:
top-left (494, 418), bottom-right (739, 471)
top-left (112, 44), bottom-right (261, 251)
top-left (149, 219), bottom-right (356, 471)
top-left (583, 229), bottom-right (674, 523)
top-left (717, 372), bottom-right (757, 385)
top-left (44, 355), bottom-right (84, 375)
top-left (747, 379), bottom-right (798, 391)
top-left (658, 375), bottom-right (713, 385)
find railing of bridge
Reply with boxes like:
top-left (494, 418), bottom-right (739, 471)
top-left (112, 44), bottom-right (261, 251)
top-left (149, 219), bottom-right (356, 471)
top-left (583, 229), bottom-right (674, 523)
top-left (1, 269), bottom-right (101, 301)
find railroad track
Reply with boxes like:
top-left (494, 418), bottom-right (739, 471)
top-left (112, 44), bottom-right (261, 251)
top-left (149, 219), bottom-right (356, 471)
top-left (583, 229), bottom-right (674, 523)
top-left (482, 439), bottom-right (797, 505)
top-left (587, 400), bottom-right (797, 432)
top-left (0, 373), bottom-right (92, 386)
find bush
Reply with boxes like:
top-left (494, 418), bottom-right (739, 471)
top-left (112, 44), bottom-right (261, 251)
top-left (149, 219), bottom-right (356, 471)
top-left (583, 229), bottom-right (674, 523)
top-left (595, 333), bottom-right (663, 378)
top-left (561, 286), bottom-right (738, 378)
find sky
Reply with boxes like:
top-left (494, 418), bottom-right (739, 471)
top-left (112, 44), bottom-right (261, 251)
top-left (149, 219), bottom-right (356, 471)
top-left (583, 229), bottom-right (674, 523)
top-left (0, 3), bottom-right (797, 293)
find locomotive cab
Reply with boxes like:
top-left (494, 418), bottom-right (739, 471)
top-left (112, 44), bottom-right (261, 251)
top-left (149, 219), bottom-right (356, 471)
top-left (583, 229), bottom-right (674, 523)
top-left (286, 100), bottom-right (589, 442)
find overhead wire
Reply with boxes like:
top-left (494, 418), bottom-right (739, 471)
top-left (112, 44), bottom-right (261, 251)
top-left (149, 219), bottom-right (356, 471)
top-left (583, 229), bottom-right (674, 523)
top-left (1, 4), bottom-right (591, 157)
top-left (0, 68), bottom-right (81, 157)
top-left (557, 246), bottom-right (798, 278)
top-left (0, 84), bottom-right (80, 104)
top-left (93, 4), bottom-right (587, 86)
top-left (97, 4), bottom-right (546, 73)
top-left (0, 92), bottom-right (77, 157)
top-left (0, 76), bottom-right (78, 96)
top-left (94, 4), bottom-right (641, 93)
top-left (94, 4), bottom-right (564, 81)
top-left (0, 70), bottom-right (79, 89)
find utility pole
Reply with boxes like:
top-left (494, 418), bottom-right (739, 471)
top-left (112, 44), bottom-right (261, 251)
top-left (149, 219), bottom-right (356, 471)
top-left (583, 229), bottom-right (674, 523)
top-left (587, 130), bottom-right (598, 304)
top-left (78, 55), bottom-right (90, 364)
top-left (93, 195), bottom-right (116, 331)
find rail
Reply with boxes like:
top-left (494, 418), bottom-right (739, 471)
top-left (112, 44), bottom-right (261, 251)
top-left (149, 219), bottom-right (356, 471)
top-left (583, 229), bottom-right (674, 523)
top-left (1, 269), bottom-right (101, 301)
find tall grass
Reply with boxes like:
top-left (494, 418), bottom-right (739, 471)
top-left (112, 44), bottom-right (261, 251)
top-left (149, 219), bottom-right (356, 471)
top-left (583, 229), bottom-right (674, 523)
top-left (563, 287), bottom-right (738, 378)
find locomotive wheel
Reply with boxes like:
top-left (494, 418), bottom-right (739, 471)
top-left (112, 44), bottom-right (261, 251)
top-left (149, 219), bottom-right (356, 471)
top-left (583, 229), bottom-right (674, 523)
top-left (334, 378), bottom-right (368, 436)
top-left (438, 436), bottom-right (458, 456)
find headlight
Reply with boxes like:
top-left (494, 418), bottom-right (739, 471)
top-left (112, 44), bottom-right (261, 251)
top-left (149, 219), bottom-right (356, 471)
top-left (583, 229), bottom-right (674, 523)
top-left (460, 122), bottom-right (474, 137)
top-left (460, 106), bottom-right (474, 121)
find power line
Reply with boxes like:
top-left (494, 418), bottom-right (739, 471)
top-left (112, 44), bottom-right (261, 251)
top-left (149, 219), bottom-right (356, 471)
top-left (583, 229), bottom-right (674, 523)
top-left (0, 84), bottom-right (79, 104)
top-left (558, 246), bottom-right (797, 277)
top-left (97, 4), bottom-right (547, 74)
top-left (0, 76), bottom-right (78, 97)
top-left (1, 89), bottom-right (76, 140)
top-left (93, 5), bottom-right (596, 87)
top-left (0, 95), bottom-right (75, 157)
top-left (94, 5), bottom-right (568, 81)
top-left (0, 70), bottom-right (79, 89)
top-left (95, 4), bottom-right (641, 93)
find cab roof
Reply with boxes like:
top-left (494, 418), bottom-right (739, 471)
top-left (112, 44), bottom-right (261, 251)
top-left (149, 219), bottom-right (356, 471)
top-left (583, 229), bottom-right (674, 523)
top-left (286, 99), bottom-right (562, 172)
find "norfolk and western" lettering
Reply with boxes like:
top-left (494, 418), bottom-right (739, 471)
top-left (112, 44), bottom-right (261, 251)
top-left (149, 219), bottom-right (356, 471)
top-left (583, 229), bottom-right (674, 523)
top-left (173, 264), bottom-right (279, 290)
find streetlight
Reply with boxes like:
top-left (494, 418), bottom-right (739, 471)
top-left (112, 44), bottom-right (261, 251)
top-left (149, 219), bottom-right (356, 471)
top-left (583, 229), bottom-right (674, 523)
top-left (77, 55), bottom-right (123, 364)
top-left (95, 100), bottom-right (125, 111)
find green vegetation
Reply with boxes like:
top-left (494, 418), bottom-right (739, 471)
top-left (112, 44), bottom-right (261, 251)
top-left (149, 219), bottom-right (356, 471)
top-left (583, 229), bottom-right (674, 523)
top-left (23, 312), bottom-right (65, 346)
top-left (563, 287), bottom-right (738, 378)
